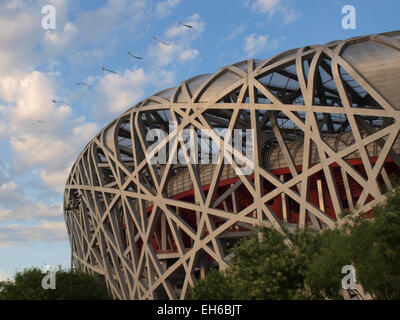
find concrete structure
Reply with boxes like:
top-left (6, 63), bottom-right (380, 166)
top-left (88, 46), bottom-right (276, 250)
top-left (64, 31), bottom-right (400, 300)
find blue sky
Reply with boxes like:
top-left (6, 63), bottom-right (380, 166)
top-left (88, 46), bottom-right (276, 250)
top-left (0, 0), bottom-right (399, 280)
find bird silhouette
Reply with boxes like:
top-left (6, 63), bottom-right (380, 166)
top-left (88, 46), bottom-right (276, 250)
top-left (101, 67), bottom-right (117, 74)
top-left (153, 37), bottom-right (171, 46)
top-left (179, 21), bottom-right (194, 29)
top-left (76, 82), bottom-right (93, 90)
top-left (3, 137), bottom-right (25, 142)
top-left (127, 51), bottom-right (143, 59)
top-left (52, 99), bottom-right (68, 105)
top-left (28, 118), bottom-right (45, 124)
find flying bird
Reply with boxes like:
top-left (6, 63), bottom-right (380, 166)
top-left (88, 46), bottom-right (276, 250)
top-left (76, 82), bottom-right (93, 90)
top-left (153, 37), bottom-right (171, 46)
top-left (127, 51), bottom-right (143, 60)
top-left (102, 67), bottom-right (117, 74)
top-left (179, 21), bottom-right (193, 29)
top-left (28, 118), bottom-right (45, 124)
top-left (52, 99), bottom-right (68, 105)
top-left (3, 137), bottom-right (24, 142)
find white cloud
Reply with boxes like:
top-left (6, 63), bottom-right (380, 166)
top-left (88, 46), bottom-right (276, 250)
top-left (67, 48), bottom-right (106, 67)
top-left (74, 0), bottom-right (150, 44)
top-left (0, 1), bottom-right (158, 250)
top-left (0, 181), bottom-right (17, 193)
top-left (165, 13), bottom-right (205, 39)
top-left (0, 0), bottom-right (151, 77)
top-left (244, 33), bottom-right (268, 57)
top-left (249, 0), bottom-right (281, 15)
top-left (149, 14), bottom-right (205, 66)
top-left (5, 0), bottom-right (25, 10)
top-left (93, 67), bottom-right (176, 121)
top-left (72, 122), bottom-right (99, 141)
top-left (156, 0), bottom-right (181, 18)
top-left (0, 0), bottom-right (197, 251)
top-left (0, 162), bottom-right (64, 229)
top-left (0, 71), bottom-right (71, 125)
top-left (0, 202), bottom-right (62, 222)
top-left (282, 7), bottom-right (299, 24)
top-left (0, 221), bottom-right (68, 248)
top-left (0, 178), bottom-right (63, 223)
top-left (149, 43), bottom-right (200, 66)
top-left (96, 68), bottom-right (148, 115)
top-left (0, 1), bottom-right (199, 250)
top-left (0, 0), bottom-right (72, 75)
top-left (40, 168), bottom-right (72, 193)
top-left (244, 33), bottom-right (281, 57)
top-left (0, 178), bottom-right (24, 208)
top-left (43, 22), bottom-right (79, 51)
top-left (0, 70), bottom-right (98, 192)
top-left (0, 10), bottom-right (38, 74)
top-left (228, 24), bottom-right (247, 40)
top-left (179, 48), bottom-right (199, 62)
top-left (244, 0), bottom-right (300, 23)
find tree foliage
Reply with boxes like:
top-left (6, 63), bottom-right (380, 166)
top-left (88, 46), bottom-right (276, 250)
top-left (191, 187), bottom-right (400, 300)
top-left (0, 267), bottom-right (112, 300)
top-left (191, 228), bottom-right (306, 299)
top-left (305, 188), bottom-right (400, 299)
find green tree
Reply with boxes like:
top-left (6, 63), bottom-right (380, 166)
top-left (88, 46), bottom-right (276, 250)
top-left (191, 187), bottom-right (400, 300)
top-left (191, 228), bottom-right (306, 299)
top-left (348, 188), bottom-right (400, 299)
top-left (0, 267), bottom-right (112, 300)
top-left (301, 228), bottom-right (351, 299)
top-left (303, 187), bottom-right (400, 299)
top-left (189, 268), bottom-right (232, 300)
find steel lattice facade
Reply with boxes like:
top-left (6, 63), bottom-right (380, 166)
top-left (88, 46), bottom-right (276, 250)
top-left (64, 31), bottom-right (400, 300)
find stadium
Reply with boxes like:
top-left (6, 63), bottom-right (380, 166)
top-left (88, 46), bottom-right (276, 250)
top-left (64, 30), bottom-right (400, 300)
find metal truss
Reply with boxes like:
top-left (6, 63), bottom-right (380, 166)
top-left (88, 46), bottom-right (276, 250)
top-left (64, 31), bottom-right (400, 300)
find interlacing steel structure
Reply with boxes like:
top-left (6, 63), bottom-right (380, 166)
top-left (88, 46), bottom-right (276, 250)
top-left (64, 31), bottom-right (400, 300)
